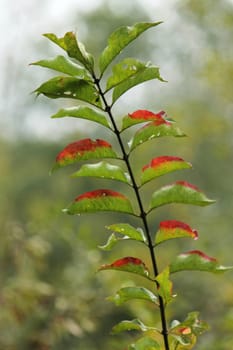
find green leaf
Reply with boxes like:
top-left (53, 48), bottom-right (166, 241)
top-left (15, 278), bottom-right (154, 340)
top-left (52, 139), bottom-right (118, 172)
top-left (31, 55), bottom-right (91, 78)
top-left (155, 267), bottom-right (174, 305)
top-left (129, 336), bottom-right (161, 350)
top-left (170, 250), bottom-right (233, 274)
top-left (64, 189), bottom-right (135, 215)
top-left (44, 32), bottom-right (94, 72)
top-left (129, 120), bottom-right (185, 151)
top-left (106, 58), bottom-right (145, 91)
top-left (111, 318), bottom-right (153, 334)
top-left (121, 109), bottom-right (167, 131)
top-left (149, 181), bottom-right (216, 211)
top-left (107, 286), bottom-right (158, 306)
top-left (106, 223), bottom-right (147, 243)
top-left (155, 220), bottom-right (198, 245)
top-left (98, 257), bottom-right (150, 279)
top-left (71, 161), bottom-right (131, 184)
top-left (99, 21), bottom-right (162, 74)
top-left (34, 76), bottom-right (102, 108)
top-left (98, 233), bottom-right (121, 251)
top-left (141, 156), bottom-right (192, 185)
top-left (112, 63), bottom-right (164, 104)
top-left (51, 106), bottom-right (110, 128)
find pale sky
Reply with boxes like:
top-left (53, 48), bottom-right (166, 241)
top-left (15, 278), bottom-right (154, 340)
top-left (1, 0), bottom-right (231, 139)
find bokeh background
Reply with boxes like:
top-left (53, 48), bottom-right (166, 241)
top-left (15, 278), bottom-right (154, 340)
top-left (0, 0), bottom-right (233, 349)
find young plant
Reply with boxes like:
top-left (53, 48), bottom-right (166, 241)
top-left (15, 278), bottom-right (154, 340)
top-left (32, 22), bottom-right (232, 350)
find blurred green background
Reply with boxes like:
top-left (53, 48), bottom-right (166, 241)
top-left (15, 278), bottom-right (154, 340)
top-left (0, 0), bottom-right (233, 349)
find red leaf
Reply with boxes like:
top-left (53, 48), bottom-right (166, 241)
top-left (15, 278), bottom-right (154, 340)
top-left (184, 250), bottom-right (217, 262)
top-left (159, 220), bottom-right (198, 239)
top-left (128, 109), bottom-right (166, 121)
top-left (56, 138), bottom-right (112, 162)
top-left (142, 156), bottom-right (186, 171)
top-left (75, 189), bottom-right (126, 201)
top-left (99, 256), bottom-right (150, 278)
top-left (110, 257), bottom-right (144, 267)
top-left (175, 181), bottom-right (200, 192)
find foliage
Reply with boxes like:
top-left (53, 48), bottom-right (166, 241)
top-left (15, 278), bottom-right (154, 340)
top-left (31, 21), bottom-right (233, 350)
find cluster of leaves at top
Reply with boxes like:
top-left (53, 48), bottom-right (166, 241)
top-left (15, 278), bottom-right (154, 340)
top-left (32, 22), bottom-right (232, 350)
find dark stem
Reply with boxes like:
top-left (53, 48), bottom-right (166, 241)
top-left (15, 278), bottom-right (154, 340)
top-left (93, 75), bottom-right (170, 350)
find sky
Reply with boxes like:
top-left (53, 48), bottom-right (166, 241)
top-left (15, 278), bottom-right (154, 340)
top-left (3, 0), bottom-right (232, 140)
top-left (0, 0), bottom-right (180, 140)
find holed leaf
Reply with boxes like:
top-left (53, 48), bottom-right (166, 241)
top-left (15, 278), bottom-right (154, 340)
top-left (34, 76), bottom-right (102, 108)
top-left (71, 161), bottom-right (131, 184)
top-left (122, 109), bottom-right (167, 131)
top-left (99, 21), bottom-right (162, 74)
top-left (170, 250), bottom-right (233, 274)
top-left (155, 220), bottom-right (198, 245)
top-left (106, 58), bottom-right (150, 91)
top-left (149, 181), bottom-right (215, 211)
top-left (52, 139), bottom-right (118, 171)
top-left (64, 189), bottom-right (135, 215)
top-left (111, 318), bottom-right (153, 334)
top-left (44, 32), bottom-right (94, 72)
top-left (155, 267), bottom-right (174, 305)
top-left (129, 120), bottom-right (185, 151)
top-left (170, 312), bottom-right (209, 348)
top-left (106, 223), bottom-right (147, 243)
top-left (111, 62), bottom-right (164, 104)
top-left (99, 257), bottom-right (150, 279)
top-left (31, 55), bottom-right (91, 78)
top-left (141, 156), bottom-right (192, 185)
top-left (107, 286), bottom-right (158, 306)
top-left (51, 106), bottom-right (110, 128)
top-left (128, 336), bottom-right (161, 350)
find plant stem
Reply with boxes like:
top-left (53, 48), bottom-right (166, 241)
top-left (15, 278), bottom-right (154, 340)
top-left (93, 76), bottom-right (170, 350)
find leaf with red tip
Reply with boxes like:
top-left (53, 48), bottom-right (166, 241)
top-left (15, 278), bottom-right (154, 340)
top-left (170, 250), bottom-right (233, 274)
top-left (128, 120), bottom-right (185, 151)
top-left (155, 220), bottom-right (198, 245)
top-left (71, 161), bottom-right (131, 185)
top-left (51, 106), bottom-right (111, 129)
top-left (149, 181), bottom-right (215, 211)
top-left (52, 139), bottom-right (118, 172)
top-left (155, 267), bottom-right (174, 305)
top-left (98, 257), bottom-right (150, 279)
top-left (107, 286), bottom-right (159, 306)
top-left (141, 156), bottom-right (192, 185)
top-left (121, 109), bottom-right (167, 131)
top-left (64, 189), bottom-right (135, 215)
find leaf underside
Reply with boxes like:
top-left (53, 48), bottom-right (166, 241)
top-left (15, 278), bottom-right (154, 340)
top-left (51, 106), bottom-right (111, 129)
top-left (107, 286), bottom-right (158, 306)
top-left (170, 250), bottom-right (233, 273)
top-left (71, 161), bottom-right (131, 184)
top-left (150, 181), bottom-right (215, 211)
